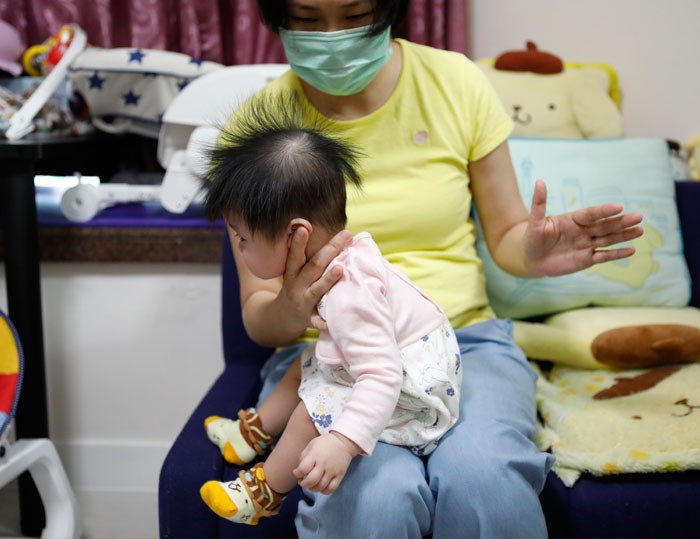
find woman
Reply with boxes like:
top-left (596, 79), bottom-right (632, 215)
top-left (225, 1), bottom-right (643, 537)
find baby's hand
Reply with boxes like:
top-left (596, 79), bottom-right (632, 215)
top-left (293, 432), bottom-right (360, 494)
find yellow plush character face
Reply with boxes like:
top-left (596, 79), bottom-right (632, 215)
top-left (478, 63), bottom-right (624, 139)
top-left (483, 68), bottom-right (579, 138)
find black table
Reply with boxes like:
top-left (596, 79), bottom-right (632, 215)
top-left (0, 132), bottom-right (96, 536)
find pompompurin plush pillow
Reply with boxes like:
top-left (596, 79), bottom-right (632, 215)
top-left (478, 41), bottom-right (624, 139)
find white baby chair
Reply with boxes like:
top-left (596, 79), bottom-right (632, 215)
top-left (0, 310), bottom-right (80, 539)
top-left (156, 63), bottom-right (290, 213)
top-left (58, 62), bottom-right (289, 221)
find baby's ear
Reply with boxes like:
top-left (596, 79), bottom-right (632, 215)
top-left (287, 218), bottom-right (313, 248)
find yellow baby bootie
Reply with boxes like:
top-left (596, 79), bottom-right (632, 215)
top-left (200, 464), bottom-right (284, 525)
top-left (205, 407), bottom-right (273, 465)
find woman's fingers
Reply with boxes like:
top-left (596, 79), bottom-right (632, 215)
top-left (287, 228), bottom-right (351, 285)
top-left (303, 229), bottom-right (352, 299)
top-left (305, 229), bottom-right (352, 276)
top-left (591, 246), bottom-right (637, 264)
top-left (285, 225), bottom-right (311, 279)
top-left (571, 203), bottom-right (643, 230)
top-left (279, 229), bottom-right (352, 329)
top-left (591, 225), bottom-right (644, 249)
top-left (528, 179), bottom-right (548, 223)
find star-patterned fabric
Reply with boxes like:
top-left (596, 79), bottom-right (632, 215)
top-left (68, 48), bottom-right (223, 137)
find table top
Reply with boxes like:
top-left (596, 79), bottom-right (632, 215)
top-left (0, 131), bottom-right (97, 159)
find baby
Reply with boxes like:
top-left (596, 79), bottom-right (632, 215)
top-left (199, 93), bottom-right (462, 525)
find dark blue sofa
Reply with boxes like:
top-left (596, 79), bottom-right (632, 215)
top-left (159, 180), bottom-right (700, 538)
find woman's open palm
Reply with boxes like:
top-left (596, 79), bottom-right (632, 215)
top-left (524, 180), bottom-right (644, 277)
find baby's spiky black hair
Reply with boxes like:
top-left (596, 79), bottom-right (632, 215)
top-left (203, 92), bottom-right (362, 240)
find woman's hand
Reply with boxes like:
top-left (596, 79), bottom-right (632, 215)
top-left (281, 227), bottom-right (353, 332)
top-left (524, 179), bottom-right (644, 277)
top-left (235, 227), bottom-right (352, 346)
top-left (293, 432), bottom-right (360, 494)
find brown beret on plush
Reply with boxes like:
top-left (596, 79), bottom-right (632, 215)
top-left (494, 40), bottom-right (563, 74)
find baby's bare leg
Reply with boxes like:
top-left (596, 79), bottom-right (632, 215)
top-left (263, 401), bottom-right (318, 494)
top-left (257, 356), bottom-right (303, 436)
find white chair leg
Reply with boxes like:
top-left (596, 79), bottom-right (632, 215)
top-left (0, 439), bottom-right (81, 539)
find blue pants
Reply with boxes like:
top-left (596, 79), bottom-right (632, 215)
top-left (258, 318), bottom-right (554, 539)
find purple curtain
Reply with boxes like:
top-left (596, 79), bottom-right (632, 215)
top-left (400, 0), bottom-right (468, 55)
top-left (0, 0), bottom-right (467, 66)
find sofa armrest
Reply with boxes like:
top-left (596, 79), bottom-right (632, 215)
top-left (675, 181), bottom-right (700, 307)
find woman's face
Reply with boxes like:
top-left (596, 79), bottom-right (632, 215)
top-left (285, 0), bottom-right (375, 32)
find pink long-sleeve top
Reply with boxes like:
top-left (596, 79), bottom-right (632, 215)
top-left (315, 232), bottom-right (448, 455)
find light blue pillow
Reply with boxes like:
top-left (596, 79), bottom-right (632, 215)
top-left (476, 137), bottom-right (691, 319)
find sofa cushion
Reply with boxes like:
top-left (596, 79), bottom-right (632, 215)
top-left (476, 137), bottom-right (691, 319)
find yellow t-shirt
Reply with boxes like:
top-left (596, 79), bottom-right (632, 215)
top-left (232, 39), bottom-right (513, 329)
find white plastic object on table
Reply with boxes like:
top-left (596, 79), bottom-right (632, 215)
top-left (60, 181), bottom-right (161, 223)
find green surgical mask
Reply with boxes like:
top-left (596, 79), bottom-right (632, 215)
top-left (280, 25), bottom-right (392, 96)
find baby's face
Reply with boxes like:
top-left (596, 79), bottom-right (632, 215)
top-left (226, 217), bottom-right (288, 280)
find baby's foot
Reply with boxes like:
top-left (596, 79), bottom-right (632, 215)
top-left (200, 465), bottom-right (284, 525)
top-left (205, 408), bottom-right (272, 465)
top-left (200, 478), bottom-right (262, 525)
top-left (205, 416), bottom-right (256, 465)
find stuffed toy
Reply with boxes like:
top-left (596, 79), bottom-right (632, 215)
top-left (685, 134), bottom-right (700, 180)
top-left (478, 41), bottom-right (624, 139)
top-left (514, 306), bottom-right (700, 370)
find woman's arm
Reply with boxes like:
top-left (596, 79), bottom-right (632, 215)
top-left (232, 226), bottom-right (352, 347)
top-left (470, 141), bottom-right (644, 278)
top-left (469, 142), bottom-right (533, 276)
